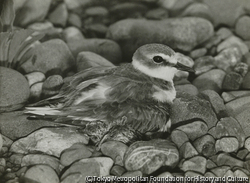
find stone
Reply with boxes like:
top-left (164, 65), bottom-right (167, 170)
top-left (245, 137), bottom-right (250, 152)
top-left (222, 72), bottom-right (243, 91)
top-left (85, 6), bottom-right (109, 17)
top-left (29, 82), bottom-right (43, 101)
top-left (110, 165), bottom-right (126, 176)
top-left (206, 159), bottom-right (217, 169)
top-left (234, 169), bottom-right (249, 178)
top-left (203, 35), bottom-right (222, 49)
top-left (224, 169), bottom-right (235, 177)
top-left (214, 47), bottom-right (242, 72)
top-left (234, 62), bottom-right (248, 77)
top-left (121, 170), bottom-right (143, 177)
top-left (61, 157), bottom-right (113, 181)
top-left (179, 142), bottom-right (198, 159)
top-left (217, 153), bottom-right (244, 168)
top-left (242, 72), bottom-right (250, 89)
top-left (64, 0), bottom-right (92, 14)
top-left (20, 39), bottom-right (75, 76)
top-left (14, 0), bottom-right (52, 27)
top-left (217, 36), bottom-right (249, 55)
top-left (157, 172), bottom-right (174, 177)
top-left (189, 48), bottom-right (207, 59)
top-left (175, 84), bottom-right (199, 96)
top-left (192, 69), bottom-right (226, 93)
top-left (145, 8), bottom-right (169, 20)
top-left (106, 17), bottom-right (214, 61)
top-left (23, 165), bottom-right (59, 183)
top-left (185, 171), bottom-right (203, 177)
top-left (199, 90), bottom-right (228, 119)
top-left (168, 0), bottom-right (194, 16)
top-left (216, 27), bottom-right (233, 40)
top-left (124, 139), bottom-right (179, 174)
top-left (171, 93), bottom-right (217, 129)
top-left (61, 173), bottom-right (83, 183)
top-left (193, 134), bottom-right (216, 157)
top-left (210, 166), bottom-right (231, 177)
top-left (179, 156), bottom-right (207, 174)
top-left (62, 27), bottom-right (85, 57)
top-left (100, 141), bottom-right (128, 166)
top-left (204, 172), bottom-right (216, 177)
top-left (48, 3), bottom-right (68, 27)
top-left (0, 135), bottom-right (2, 152)
top-left (42, 75), bottom-right (64, 98)
top-left (25, 72), bottom-right (46, 87)
top-left (67, 13), bottom-right (82, 28)
top-left (243, 52), bottom-right (250, 68)
top-left (85, 24), bottom-right (108, 38)
top-left (236, 15), bottom-right (250, 40)
top-left (170, 129), bottom-right (189, 148)
top-left (208, 117), bottom-right (246, 148)
top-left (0, 67), bottom-right (30, 112)
top-left (215, 137), bottom-right (239, 153)
top-left (76, 51), bottom-right (114, 72)
top-left (176, 121), bottom-right (208, 141)
top-left (202, 0), bottom-right (249, 27)
top-left (193, 56), bottom-right (216, 75)
top-left (235, 108), bottom-right (250, 136)
top-left (244, 160), bottom-right (250, 172)
top-left (223, 90), bottom-right (250, 102)
top-left (225, 96), bottom-right (250, 116)
top-left (237, 149), bottom-right (249, 160)
top-left (180, 2), bottom-right (213, 22)
top-left (21, 154), bottom-right (60, 173)
top-left (60, 143), bottom-right (93, 166)
top-left (10, 127), bottom-right (89, 157)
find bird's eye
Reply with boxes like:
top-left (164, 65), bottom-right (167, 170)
top-left (153, 56), bottom-right (164, 63)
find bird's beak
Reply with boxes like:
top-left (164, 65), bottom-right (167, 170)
top-left (174, 62), bottom-right (195, 73)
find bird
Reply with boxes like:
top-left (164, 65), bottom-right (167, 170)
top-left (26, 43), bottom-right (195, 147)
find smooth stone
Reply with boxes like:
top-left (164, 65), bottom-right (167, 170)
top-left (234, 169), bottom-right (249, 178)
top-left (60, 143), bottom-right (92, 166)
top-left (171, 93), bottom-right (217, 129)
top-left (100, 141), bottom-right (128, 166)
top-left (20, 39), bottom-right (75, 76)
top-left (168, 0), bottom-right (194, 16)
top-left (110, 165), bottom-right (126, 176)
top-left (179, 156), bottom-right (207, 174)
top-left (217, 153), bottom-right (244, 168)
top-left (193, 134), bottom-right (216, 157)
top-left (223, 90), bottom-right (250, 103)
top-left (62, 27), bottom-right (85, 57)
top-left (23, 165), bottom-right (59, 183)
top-left (76, 51), bottom-right (114, 72)
top-left (215, 137), bottom-right (239, 153)
top-left (64, 0), bottom-right (92, 14)
top-left (158, 0), bottom-right (179, 10)
top-left (216, 27), bottom-right (233, 40)
top-left (179, 142), bottom-right (198, 159)
top-left (67, 13), bottom-right (82, 28)
top-left (0, 67), bottom-right (30, 112)
top-left (214, 47), bottom-right (242, 72)
top-left (0, 135), bottom-right (2, 152)
top-left (25, 72), bottom-right (46, 87)
top-left (175, 84), bottom-right (199, 96)
top-left (235, 15), bottom-right (250, 40)
top-left (14, 0), bottom-right (52, 27)
top-left (21, 154), bottom-right (60, 173)
top-left (0, 158), bottom-right (6, 168)
top-left (157, 172), bottom-right (174, 177)
top-left (106, 17), bottom-right (214, 61)
top-left (244, 160), bottom-right (250, 172)
top-left (9, 153), bottom-right (24, 165)
top-left (204, 172), bottom-right (216, 177)
top-left (10, 127), bottom-right (89, 157)
top-left (61, 173), bottom-right (83, 183)
top-left (203, 35), bottom-right (222, 49)
top-left (242, 72), bottom-right (250, 89)
top-left (199, 90), bottom-right (228, 119)
top-left (192, 69), bottom-right (226, 93)
top-left (124, 139), bottom-right (179, 174)
top-left (61, 157), bottom-right (113, 181)
top-left (193, 56), bottom-right (216, 75)
top-left (85, 24), bottom-right (108, 38)
top-left (222, 72), bottom-right (243, 90)
top-left (121, 170), bottom-right (143, 177)
top-left (237, 149), bottom-right (249, 160)
top-left (234, 62), bottom-right (248, 77)
top-left (210, 166), bottom-right (231, 177)
top-left (245, 137), bottom-right (250, 151)
top-left (224, 170), bottom-right (235, 177)
top-left (206, 159), bottom-right (217, 169)
top-left (217, 36), bottom-right (249, 55)
top-left (185, 171), bottom-right (203, 177)
top-left (42, 75), bottom-right (64, 98)
top-left (235, 107), bottom-right (250, 136)
top-left (85, 6), bottom-right (109, 17)
top-left (170, 129), bottom-right (189, 148)
top-left (202, 0), bottom-right (249, 27)
top-left (145, 8), bottom-right (169, 20)
top-left (29, 82), bottom-right (43, 101)
top-left (48, 3), bottom-right (68, 27)
top-left (208, 117), bottom-right (246, 148)
top-left (225, 96), bottom-right (250, 116)
top-left (189, 48), bottom-right (207, 59)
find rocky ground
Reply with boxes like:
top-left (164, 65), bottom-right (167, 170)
top-left (0, 0), bottom-right (250, 182)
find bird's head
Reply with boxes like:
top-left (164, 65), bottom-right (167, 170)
top-left (132, 44), bottom-right (195, 82)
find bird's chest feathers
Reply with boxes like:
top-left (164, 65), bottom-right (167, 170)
top-left (152, 85), bottom-right (176, 103)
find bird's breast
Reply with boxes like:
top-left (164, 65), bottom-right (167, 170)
top-left (152, 85), bottom-right (176, 103)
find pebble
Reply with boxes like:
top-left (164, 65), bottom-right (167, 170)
top-left (216, 27), bottom-right (233, 40)
top-left (210, 166), bottom-right (231, 177)
top-left (76, 51), bottom-right (114, 72)
top-left (29, 82), bottom-right (44, 101)
top-left (0, 134), bottom-right (3, 152)
top-left (223, 90), bottom-right (250, 103)
top-left (242, 72), bottom-right (250, 89)
top-left (189, 48), bottom-right (207, 59)
top-left (124, 139), bottom-right (179, 174)
top-left (233, 62), bottom-right (248, 77)
top-left (171, 93), bottom-right (217, 129)
top-left (192, 69), bottom-right (226, 93)
top-left (42, 75), bottom-right (64, 98)
top-left (0, 67), bottom-right (30, 112)
top-left (193, 134), bottom-right (216, 157)
top-left (193, 56), bottom-right (216, 75)
top-left (175, 84), bottom-right (199, 96)
top-left (64, 0), bottom-right (92, 14)
top-left (215, 137), bottom-right (239, 153)
top-left (217, 153), bottom-right (244, 168)
top-left (203, 35), bottom-right (222, 49)
top-left (237, 149), bottom-right (249, 160)
top-left (61, 173), bottom-right (83, 183)
top-left (25, 72), bottom-right (46, 87)
top-left (206, 159), bottom-right (217, 169)
top-left (20, 39), bottom-right (75, 76)
top-left (224, 169), bottom-right (235, 177)
top-left (85, 24), bottom-right (108, 38)
top-left (121, 170), bottom-right (143, 177)
top-left (85, 6), bottom-right (109, 17)
top-left (222, 72), bottom-right (243, 90)
top-left (204, 171), bottom-right (216, 177)
top-left (235, 107), bottom-right (250, 136)
top-left (14, 0), bottom-right (52, 27)
top-left (110, 165), bottom-right (126, 176)
top-left (225, 96), bottom-right (250, 116)
top-left (145, 8), bottom-right (169, 20)
top-left (60, 143), bottom-right (93, 167)
top-left (179, 156), bottom-right (207, 174)
top-left (62, 26), bottom-right (85, 57)
top-left (9, 154), bottom-right (24, 165)
top-left (67, 13), bottom-right (82, 28)
top-left (10, 127), bottom-right (89, 157)
top-left (100, 141), bottom-right (128, 166)
top-left (235, 15), bottom-right (250, 40)
top-left (106, 17), bottom-right (214, 61)
top-left (245, 137), bottom-right (250, 152)
top-left (157, 171), bottom-right (174, 177)
top-left (170, 129), bottom-right (189, 148)
top-left (24, 164), bottom-right (59, 183)
top-left (179, 142), bottom-right (198, 159)
top-left (48, 3), bottom-right (68, 27)
top-left (234, 169), bottom-right (249, 177)
top-left (168, 0), bottom-right (194, 16)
